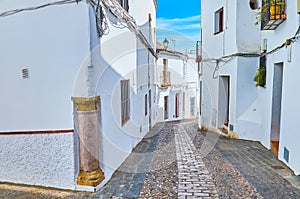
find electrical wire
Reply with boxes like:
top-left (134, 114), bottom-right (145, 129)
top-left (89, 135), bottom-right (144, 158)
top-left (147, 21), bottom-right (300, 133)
top-left (0, 0), bottom-right (82, 17)
top-left (0, 0), bottom-right (156, 57)
top-left (88, 0), bottom-right (109, 37)
top-left (100, 0), bottom-right (157, 58)
top-left (202, 27), bottom-right (300, 79)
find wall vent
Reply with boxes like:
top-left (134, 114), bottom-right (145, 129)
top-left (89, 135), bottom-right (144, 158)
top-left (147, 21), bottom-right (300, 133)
top-left (22, 68), bottom-right (29, 79)
top-left (284, 147), bottom-right (289, 163)
top-left (229, 124), bottom-right (234, 131)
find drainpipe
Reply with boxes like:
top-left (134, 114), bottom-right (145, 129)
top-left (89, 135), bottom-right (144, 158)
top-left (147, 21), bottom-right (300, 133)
top-left (197, 12), bottom-right (203, 130)
top-left (196, 37), bottom-right (203, 130)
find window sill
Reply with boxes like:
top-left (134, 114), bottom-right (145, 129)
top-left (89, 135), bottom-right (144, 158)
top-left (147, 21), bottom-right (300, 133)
top-left (121, 118), bottom-right (130, 127)
top-left (214, 31), bottom-right (223, 35)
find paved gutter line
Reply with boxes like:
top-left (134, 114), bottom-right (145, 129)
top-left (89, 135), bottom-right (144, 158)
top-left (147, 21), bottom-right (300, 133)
top-left (174, 125), bottom-right (219, 199)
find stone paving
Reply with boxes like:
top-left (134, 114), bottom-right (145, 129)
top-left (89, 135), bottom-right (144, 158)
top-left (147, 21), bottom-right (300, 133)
top-left (0, 119), bottom-right (300, 199)
top-left (175, 124), bottom-right (218, 198)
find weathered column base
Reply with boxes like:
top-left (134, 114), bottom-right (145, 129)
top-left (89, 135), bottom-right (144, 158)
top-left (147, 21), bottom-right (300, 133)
top-left (77, 168), bottom-right (105, 187)
top-left (72, 96), bottom-right (105, 187)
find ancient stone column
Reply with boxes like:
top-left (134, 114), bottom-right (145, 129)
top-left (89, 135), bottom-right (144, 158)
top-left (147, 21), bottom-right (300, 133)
top-left (72, 96), bottom-right (104, 187)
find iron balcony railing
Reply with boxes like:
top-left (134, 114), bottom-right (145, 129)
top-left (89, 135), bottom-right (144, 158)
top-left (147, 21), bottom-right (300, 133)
top-left (261, 0), bottom-right (286, 30)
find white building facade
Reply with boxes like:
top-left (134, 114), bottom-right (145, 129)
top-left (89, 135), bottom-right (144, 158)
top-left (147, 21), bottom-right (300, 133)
top-left (156, 42), bottom-right (198, 122)
top-left (200, 0), bottom-right (300, 175)
top-left (0, 0), bottom-right (157, 191)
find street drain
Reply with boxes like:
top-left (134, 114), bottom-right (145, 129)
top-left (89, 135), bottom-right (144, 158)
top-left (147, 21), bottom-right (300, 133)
top-left (271, 165), bottom-right (285, 170)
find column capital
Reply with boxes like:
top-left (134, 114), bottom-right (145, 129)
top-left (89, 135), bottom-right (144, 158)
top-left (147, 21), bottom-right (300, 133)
top-left (71, 96), bottom-right (100, 111)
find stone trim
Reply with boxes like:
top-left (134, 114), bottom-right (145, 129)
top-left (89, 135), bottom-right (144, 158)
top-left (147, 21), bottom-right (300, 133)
top-left (77, 168), bottom-right (105, 187)
top-left (71, 96), bottom-right (100, 111)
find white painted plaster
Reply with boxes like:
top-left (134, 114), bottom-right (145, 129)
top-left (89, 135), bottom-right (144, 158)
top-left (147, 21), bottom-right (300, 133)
top-left (0, 1), bottom-right (90, 131)
top-left (0, 133), bottom-right (76, 189)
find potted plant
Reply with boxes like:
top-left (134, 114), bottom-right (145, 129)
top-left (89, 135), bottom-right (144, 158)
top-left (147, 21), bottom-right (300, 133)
top-left (254, 67), bottom-right (266, 87)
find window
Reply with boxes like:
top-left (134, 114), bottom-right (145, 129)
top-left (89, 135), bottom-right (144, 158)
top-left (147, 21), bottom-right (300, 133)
top-left (145, 94), bottom-right (148, 116)
top-left (162, 59), bottom-right (170, 86)
top-left (121, 80), bottom-right (130, 125)
top-left (214, 8), bottom-right (224, 34)
top-left (117, 0), bottom-right (129, 12)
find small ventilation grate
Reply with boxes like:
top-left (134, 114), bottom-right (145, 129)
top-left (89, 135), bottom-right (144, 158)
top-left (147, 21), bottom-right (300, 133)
top-left (229, 124), bottom-right (234, 131)
top-left (284, 147), bottom-right (290, 163)
top-left (22, 68), bottom-right (29, 79)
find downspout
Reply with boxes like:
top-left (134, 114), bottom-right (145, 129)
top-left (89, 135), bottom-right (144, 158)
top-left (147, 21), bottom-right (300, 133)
top-left (87, 4), bottom-right (95, 96)
top-left (148, 13), bottom-right (151, 128)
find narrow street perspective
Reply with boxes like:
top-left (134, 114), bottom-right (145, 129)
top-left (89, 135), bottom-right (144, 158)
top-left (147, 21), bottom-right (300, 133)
top-left (1, 0), bottom-right (300, 198)
top-left (0, 120), bottom-right (299, 198)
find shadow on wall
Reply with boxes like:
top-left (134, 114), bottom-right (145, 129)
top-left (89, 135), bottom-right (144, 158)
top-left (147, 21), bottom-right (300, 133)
top-left (73, 21), bottom-right (157, 184)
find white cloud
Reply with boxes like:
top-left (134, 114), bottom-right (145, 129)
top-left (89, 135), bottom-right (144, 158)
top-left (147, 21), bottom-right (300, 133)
top-left (156, 15), bottom-right (201, 52)
top-left (157, 15), bottom-right (200, 32)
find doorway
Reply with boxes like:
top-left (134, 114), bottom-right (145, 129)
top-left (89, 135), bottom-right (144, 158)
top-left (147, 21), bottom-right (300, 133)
top-left (175, 93), bottom-right (180, 118)
top-left (164, 96), bottom-right (168, 120)
top-left (218, 76), bottom-right (230, 128)
top-left (270, 63), bottom-right (283, 157)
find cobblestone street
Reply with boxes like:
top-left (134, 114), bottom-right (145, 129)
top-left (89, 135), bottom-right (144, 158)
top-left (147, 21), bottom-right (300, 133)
top-left (1, 120), bottom-right (300, 198)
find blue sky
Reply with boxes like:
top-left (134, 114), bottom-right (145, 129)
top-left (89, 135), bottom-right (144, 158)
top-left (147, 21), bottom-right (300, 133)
top-left (156, 0), bottom-right (201, 53)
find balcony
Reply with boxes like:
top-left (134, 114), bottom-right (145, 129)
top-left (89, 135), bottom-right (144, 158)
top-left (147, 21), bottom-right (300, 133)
top-left (261, 0), bottom-right (286, 30)
top-left (161, 71), bottom-right (171, 87)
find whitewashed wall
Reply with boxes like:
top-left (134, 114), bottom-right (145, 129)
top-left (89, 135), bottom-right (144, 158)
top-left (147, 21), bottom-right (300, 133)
top-left (0, 1), bottom-right (90, 131)
top-left (156, 53), bottom-right (198, 121)
top-left (0, 1), bottom-right (91, 189)
top-left (201, 0), bottom-right (261, 135)
top-left (260, 1), bottom-right (300, 174)
top-left (202, 0), bottom-right (300, 175)
top-left (87, 0), bottom-right (157, 184)
top-left (182, 57), bottom-right (198, 119)
top-left (0, 133), bottom-right (77, 189)
top-left (0, 0), bottom-right (158, 190)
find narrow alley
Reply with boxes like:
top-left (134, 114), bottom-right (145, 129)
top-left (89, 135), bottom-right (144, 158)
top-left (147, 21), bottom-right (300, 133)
top-left (0, 120), bottom-right (299, 199)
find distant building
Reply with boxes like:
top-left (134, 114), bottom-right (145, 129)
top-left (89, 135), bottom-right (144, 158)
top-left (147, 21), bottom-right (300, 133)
top-left (200, 0), bottom-right (300, 175)
top-left (156, 41), bottom-right (198, 122)
top-left (0, 0), bottom-right (157, 191)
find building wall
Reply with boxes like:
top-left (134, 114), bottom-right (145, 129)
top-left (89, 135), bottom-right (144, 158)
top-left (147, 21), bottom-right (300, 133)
top-left (201, 0), bottom-right (260, 134)
top-left (0, 0), bottom-right (158, 189)
top-left (86, 0), bottom-right (157, 184)
top-left (260, 1), bottom-right (300, 174)
top-left (0, 133), bottom-right (77, 189)
top-left (156, 53), bottom-right (198, 121)
top-left (202, 0), bottom-right (300, 175)
top-left (0, 1), bottom-right (91, 189)
top-left (156, 55), bottom-right (184, 121)
top-left (183, 57), bottom-right (198, 119)
top-left (0, 1), bottom-right (90, 131)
